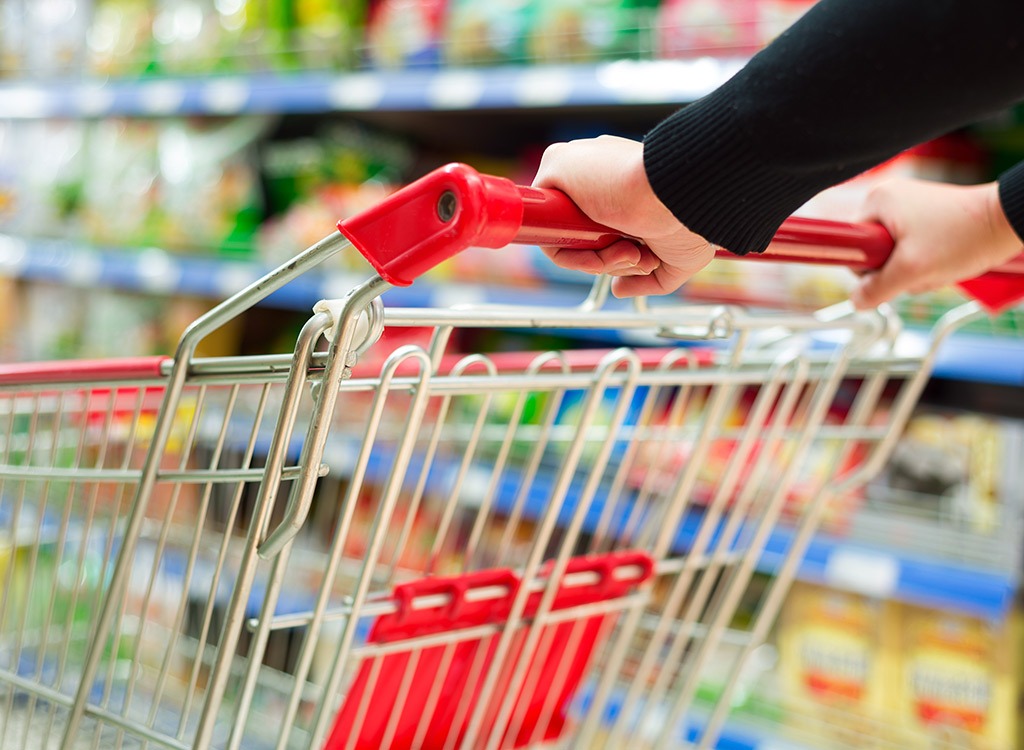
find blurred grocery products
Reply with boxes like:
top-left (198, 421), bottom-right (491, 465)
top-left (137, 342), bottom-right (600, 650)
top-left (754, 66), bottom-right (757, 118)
top-left (0, 117), bottom-right (268, 257)
top-left (657, 0), bottom-right (759, 58)
top-left (872, 409), bottom-right (1009, 534)
top-left (293, 0), bottom-right (366, 69)
top-left (1, 0), bottom-right (828, 78)
top-left (777, 581), bottom-right (1023, 750)
top-left (258, 120), bottom-right (412, 263)
top-left (11, 282), bottom-right (244, 361)
top-left (0, 116), bottom-right (414, 264)
top-left (88, 0), bottom-right (366, 75)
top-left (365, 0), bottom-right (446, 67)
top-left (442, 0), bottom-right (535, 66)
top-left (778, 582), bottom-right (901, 746)
top-left (895, 604), bottom-right (1022, 750)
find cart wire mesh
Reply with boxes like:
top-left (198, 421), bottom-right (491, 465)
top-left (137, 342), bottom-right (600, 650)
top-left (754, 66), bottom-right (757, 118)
top-left (0, 282), bottom-right (970, 749)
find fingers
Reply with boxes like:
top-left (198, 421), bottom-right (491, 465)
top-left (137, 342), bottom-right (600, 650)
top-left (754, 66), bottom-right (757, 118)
top-left (850, 271), bottom-right (894, 310)
top-left (850, 241), bottom-right (934, 309)
top-left (532, 136), bottom-right (714, 295)
top-left (542, 240), bottom-right (660, 276)
top-left (611, 262), bottom-right (692, 297)
top-left (532, 135), bottom-right (628, 191)
top-left (851, 181), bottom-right (907, 309)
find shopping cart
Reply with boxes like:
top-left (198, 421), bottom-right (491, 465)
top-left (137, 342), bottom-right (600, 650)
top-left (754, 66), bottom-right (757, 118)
top-left (1, 163), bottom-right (1022, 750)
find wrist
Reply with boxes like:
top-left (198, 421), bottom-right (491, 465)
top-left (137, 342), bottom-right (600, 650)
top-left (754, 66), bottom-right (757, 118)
top-left (619, 139), bottom-right (685, 239)
top-left (981, 182), bottom-right (1024, 261)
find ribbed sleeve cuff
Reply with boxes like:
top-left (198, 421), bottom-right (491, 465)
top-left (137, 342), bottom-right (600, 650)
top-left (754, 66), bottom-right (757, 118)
top-left (643, 95), bottom-right (817, 256)
top-left (998, 161), bottom-right (1024, 244)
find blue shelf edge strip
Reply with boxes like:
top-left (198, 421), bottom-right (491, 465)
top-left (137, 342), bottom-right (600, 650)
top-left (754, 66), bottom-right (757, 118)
top-left (757, 526), bottom-right (1016, 621)
top-left (573, 682), bottom-right (792, 750)
top-left (0, 235), bottom-right (595, 309)
top-left (0, 60), bottom-right (747, 119)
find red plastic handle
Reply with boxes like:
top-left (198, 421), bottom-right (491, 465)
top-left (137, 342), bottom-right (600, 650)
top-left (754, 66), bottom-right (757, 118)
top-left (339, 163), bottom-right (524, 287)
top-left (516, 183), bottom-right (1024, 278)
top-left (728, 216), bottom-right (896, 271)
top-left (339, 163), bottom-right (1024, 310)
top-left (515, 181), bottom-right (900, 271)
top-left (0, 356), bottom-right (170, 386)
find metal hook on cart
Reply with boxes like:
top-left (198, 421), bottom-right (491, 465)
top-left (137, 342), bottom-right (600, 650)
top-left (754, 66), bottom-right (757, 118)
top-left (305, 295), bottom-right (385, 409)
top-left (312, 295), bottom-right (387, 359)
top-left (307, 295), bottom-right (386, 406)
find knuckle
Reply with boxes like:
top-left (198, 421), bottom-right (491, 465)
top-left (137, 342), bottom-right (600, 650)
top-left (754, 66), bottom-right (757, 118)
top-left (896, 251), bottom-right (928, 279)
top-left (538, 141), bottom-right (566, 165)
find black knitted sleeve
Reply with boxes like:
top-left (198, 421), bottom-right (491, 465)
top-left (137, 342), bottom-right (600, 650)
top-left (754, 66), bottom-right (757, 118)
top-left (998, 161), bottom-right (1024, 242)
top-left (643, 0), bottom-right (1024, 254)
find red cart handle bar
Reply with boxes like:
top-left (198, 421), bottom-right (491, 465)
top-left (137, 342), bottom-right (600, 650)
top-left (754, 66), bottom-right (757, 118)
top-left (338, 162), bottom-right (1024, 312)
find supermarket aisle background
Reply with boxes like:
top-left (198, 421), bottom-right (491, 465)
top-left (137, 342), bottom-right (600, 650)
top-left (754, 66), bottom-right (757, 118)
top-left (0, 1), bottom-right (1022, 749)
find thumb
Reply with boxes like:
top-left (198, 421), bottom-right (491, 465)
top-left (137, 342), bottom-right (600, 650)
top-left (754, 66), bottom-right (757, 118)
top-left (850, 271), bottom-right (886, 310)
top-left (851, 193), bottom-right (901, 309)
top-left (850, 254), bottom-right (913, 310)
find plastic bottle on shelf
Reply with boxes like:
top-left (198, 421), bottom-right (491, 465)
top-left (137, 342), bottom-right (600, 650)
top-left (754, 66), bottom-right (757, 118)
top-left (210, 0), bottom-right (276, 72)
top-left (88, 0), bottom-right (159, 76)
top-left (656, 0), bottom-right (760, 59)
top-left (365, 0), bottom-right (448, 68)
top-left (154, 116), bottom-right (269, 257)
top-left (0, 0), bottom-right (27, 77)
top-left (17, 121), bottom-right (87, 240)
top-left (293, 0), bottom-right (366, 71)
top-left (527, 0), bottom-right (660, 64)
top-left (442, 0), bottom-right (536, 66)
top-left (151, 0), bottom-right (228, 74)
top-left (25, 0), bottom-right (92, 77)
top-left (79, 119), bottom-right (161, 247)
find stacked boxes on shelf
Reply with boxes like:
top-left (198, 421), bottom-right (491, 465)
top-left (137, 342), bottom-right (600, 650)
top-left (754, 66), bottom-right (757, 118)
top-left (778, 582), bottom-right (1023, 750)
top-left (895, 603), bottom-right (1022, 750)
top-left (777, 582), bottom-right (902, 748)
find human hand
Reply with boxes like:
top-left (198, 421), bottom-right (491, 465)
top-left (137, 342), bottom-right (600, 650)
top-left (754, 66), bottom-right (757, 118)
top-left (851, 178), bottom-right (1023, 309)
top-left (532, 135), bottom-right (715, 297)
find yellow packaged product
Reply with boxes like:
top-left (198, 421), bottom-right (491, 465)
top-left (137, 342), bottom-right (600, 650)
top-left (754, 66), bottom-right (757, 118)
top-left (777, 581), bottom-right (900, 747)
top-left (896, 603), bottom-right (1021, 750)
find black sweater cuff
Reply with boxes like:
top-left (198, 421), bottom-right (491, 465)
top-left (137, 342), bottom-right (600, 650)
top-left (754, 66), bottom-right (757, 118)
top-left (998, 161), bottom-right (1024, 244)
top-left (643, 95), bottom-right (820, 256)
top-left (642, 0), bottom-right (1024, 256)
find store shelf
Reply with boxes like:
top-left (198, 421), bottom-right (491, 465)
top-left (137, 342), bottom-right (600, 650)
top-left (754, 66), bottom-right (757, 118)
top-left (756, 526), bottom-right (1016, 621)
top-left (912, 329), bottom-right (1024, 386)
top-left (0, 234), bottom-right (595, 314)
top-left (0, 59), bottom-right (745, 119)
top-left (576, 684), bottom-right (812, 750)
top-left (651, 503), bottom-right (1014, 621)
top-left (5, 234), bottom-right (1021, 384)
top-left (304, 429), bottom-right (1021, 621)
